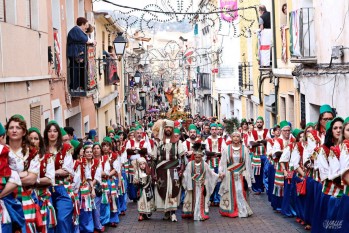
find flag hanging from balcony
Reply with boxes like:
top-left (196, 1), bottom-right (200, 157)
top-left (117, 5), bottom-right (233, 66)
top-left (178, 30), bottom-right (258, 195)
top-left (184, 50), bottom-right (194, 64)
top-left (289, 10), bottom-right (301, 57)
top-left (219, 0), bottom-right (238, 22)
top-left (53, 31), bottom-right (61, 76)
top-left (87, 46), bottom-right (97, 90)
top-left (106, 58), bottom-right (120, 85)
top-left (258, 29), bottom-right (272, 67)
top-left (281, 25), bottom-right (288, 63)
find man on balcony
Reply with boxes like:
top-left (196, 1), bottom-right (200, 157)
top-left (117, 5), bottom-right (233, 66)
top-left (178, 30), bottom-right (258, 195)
top-left (67, 17), bottom-right (95, 92)
top-left (258, 5), bottom-right (271, 30)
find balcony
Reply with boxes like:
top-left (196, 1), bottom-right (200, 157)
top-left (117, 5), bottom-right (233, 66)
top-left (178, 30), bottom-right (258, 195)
top-left (238, 63), bottom-right (253, 95)
top-left (257, 28), bottom-right (272, 69)
top-left (290, 7), bottom-right (317, 64)
top-left (67, 44), bottom-right (97, 97)
top-left (197, 73), bottom-right (211, 92)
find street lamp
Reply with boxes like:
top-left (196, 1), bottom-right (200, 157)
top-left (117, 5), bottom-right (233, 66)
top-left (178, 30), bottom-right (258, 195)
top-left (192, 79), bottom-right (197, 88)
top-left (113, 32), bottom-right (127, 57)
top-left (134, 71), bottom-right (141, 84)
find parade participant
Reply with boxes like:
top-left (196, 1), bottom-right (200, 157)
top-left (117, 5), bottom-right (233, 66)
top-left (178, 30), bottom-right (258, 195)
top-left (266, 125), bottom-right (280, 208)
top-left (101, 137), bottom-right (120, 227)
top-left (0, 120), bottom-right (23, 232)
top-left (246, 116), bottom-right (269, 195)
top-left (0, 122), bottom-right (5, 144)
top-left (271, 120), bottom-right (295, 212)
top-left (79, 145), bottom-right (102, 233)
top-left (219, 123), bottom-right (231, 145)
top-left (133, 157), bottom-right (155, 221)
top-left (183, 124), bottom-right (201, 163)
top-left (29, 127), bottom-right (57, 233)
top-left (279, 129), bottom-right (304, 217)
top-left (70, 139), bottom-right (82, 232)
top-left (201, 123), bottom-right (211, 140)
top-left (338, 117), bottom-right (349, 232)
top-left (317, 117), bottom-right (344, 232)
top-left (182, 143), bottom-right (218, 221)
top-left (108, 129), bottom-right (115, 138)
top-left (155, 120), bottom-right (185, 222)
top-left (93, 142), bottom-right (109, 232)
top-left (217, 123), bottom-right (223, 137)
top-left (44, 120), bottom-right (74, 233)
top-left (125, 127), bottom-right (150, 202)
top-left (218, 129), bottom-right (254, 218)
top-left (6, 115), bottom-right (40, 232)
top-left (92, 142), bottom-right (110, 227)
top-left (288, 129), bottom-right (307, 224)
top-left (240, 119), bottom-right (249, 140)
top-left (61, 127), bottom-right (70, 144)
top-left (316, 104), bottom-right (334, 143)
top-left (301, 129), bottom-right (322, 232)
top-left (205, 123), bottom-right (224, 206)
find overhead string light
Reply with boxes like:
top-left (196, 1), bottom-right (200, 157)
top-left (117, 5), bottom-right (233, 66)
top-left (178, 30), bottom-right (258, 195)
top-left (95, 0), bottom-right (258, 38)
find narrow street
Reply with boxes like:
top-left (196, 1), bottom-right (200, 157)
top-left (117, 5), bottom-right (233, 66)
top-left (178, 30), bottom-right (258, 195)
top-left (109, 194), bottom-right (307, 233)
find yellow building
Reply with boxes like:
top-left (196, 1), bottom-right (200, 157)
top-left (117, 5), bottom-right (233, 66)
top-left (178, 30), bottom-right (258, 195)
top-left (94, 12), bottom-right (125, 140)
top-left (238, 0), bottom-right (262, 123)
top-left (239, 0), bottom-right (302, 128)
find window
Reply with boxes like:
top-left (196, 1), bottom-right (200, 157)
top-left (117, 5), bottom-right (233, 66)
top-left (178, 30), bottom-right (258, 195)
top-left (84, 121), bottom-right (89, 133)
top-left (30, 105), bottom-right (41, 130)
top-left (53, 106), bottom-right (62, 126)
top-left (301, 94), bottom-right (306, 121)
top-left (4, 0), bottom-right (15, 24)
top-left (0, 0), bottom-right (5, 22)
top-left (102, 31), bottom-right (105, 51)
top-left (78, 0), bottom-right (84, 17)
top-left (66, 0), bottom-right (74, 32)
top-left (280, 96), bottom-right (286, 121)
top-left (197, 73), bottom-right (211, 90)
top-left (288, 94), bottom-right (295, 127)
top-left (25, 0), bottom-right (31, 28)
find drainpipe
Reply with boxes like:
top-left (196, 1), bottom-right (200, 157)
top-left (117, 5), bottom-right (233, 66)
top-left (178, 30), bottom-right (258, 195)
top-left (271, 0), bottom-right (278, 123)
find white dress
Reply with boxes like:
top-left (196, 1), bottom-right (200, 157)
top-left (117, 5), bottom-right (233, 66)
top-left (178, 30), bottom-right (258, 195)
top-left (218, 145), bottom-right (253, 218)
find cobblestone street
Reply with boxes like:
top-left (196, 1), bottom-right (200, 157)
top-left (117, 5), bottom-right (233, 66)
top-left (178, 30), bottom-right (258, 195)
top-left (109, 193), bottom-right (307, 233)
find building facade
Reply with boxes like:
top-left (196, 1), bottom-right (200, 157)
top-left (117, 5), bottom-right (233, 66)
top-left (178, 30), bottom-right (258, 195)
top-left (0, 0), bottom-right (51, 130)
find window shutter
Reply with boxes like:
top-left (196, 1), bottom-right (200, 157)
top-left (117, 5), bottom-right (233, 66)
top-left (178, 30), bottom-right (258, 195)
top-left (25, 0), bottom-right (31, 28)
top-left (0, 0), bottom-right (5, 22)
top-left (30, 105), bottom-right (41, 130)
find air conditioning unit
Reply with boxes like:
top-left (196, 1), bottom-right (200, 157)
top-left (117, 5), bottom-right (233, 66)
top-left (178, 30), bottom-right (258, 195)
top-left (331, 46), bottom-right (343, 59)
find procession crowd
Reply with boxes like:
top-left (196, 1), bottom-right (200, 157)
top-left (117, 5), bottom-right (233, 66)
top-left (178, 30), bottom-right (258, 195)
top-left (0, 103), bottom-right (348, 233)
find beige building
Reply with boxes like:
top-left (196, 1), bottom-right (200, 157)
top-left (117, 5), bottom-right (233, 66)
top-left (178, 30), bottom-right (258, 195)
top-left (0, 0), bottom-right (51, 130)
top-left (93, 12), bottom-right (125, 140)
top-left (47, 0), bottom-right (97, 138)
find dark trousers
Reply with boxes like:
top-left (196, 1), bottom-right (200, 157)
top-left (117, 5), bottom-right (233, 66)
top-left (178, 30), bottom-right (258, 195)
top-left (69, 57), bottom-right (85, 90)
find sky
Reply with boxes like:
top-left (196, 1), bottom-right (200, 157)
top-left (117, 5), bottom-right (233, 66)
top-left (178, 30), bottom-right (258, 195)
top-left (93, 0), bottom-right (201, 33)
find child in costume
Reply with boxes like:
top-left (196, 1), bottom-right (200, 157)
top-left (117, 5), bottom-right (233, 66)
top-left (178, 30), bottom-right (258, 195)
top-left (133, 157), bottom-right (155, 221)
top-left (182, 142), bottom-right (219, 221)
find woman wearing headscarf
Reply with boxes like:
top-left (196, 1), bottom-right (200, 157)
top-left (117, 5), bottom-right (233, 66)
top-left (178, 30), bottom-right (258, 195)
top-left (29, 127), bottom-right (56, 233)
top-left (44, 120), bottom-right (74, 232)
top-left (338, 117), bottom-right (349, 232)
top-left (6, 115), bottom-right (40, 232)
top-left (316, 117), bottom-right (344, 232)
top-left (218, 129), bottom-right (254, 218)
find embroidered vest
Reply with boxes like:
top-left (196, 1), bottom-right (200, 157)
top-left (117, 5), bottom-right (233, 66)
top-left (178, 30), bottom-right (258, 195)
top-left (40, 153), bottom-right (53, 178)
top-left (54, 143), bottom-right (72, 170)
top-left (0, 145), bottom-right (12, 179)
top-left (207, 137), bottom-right (222, 152)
